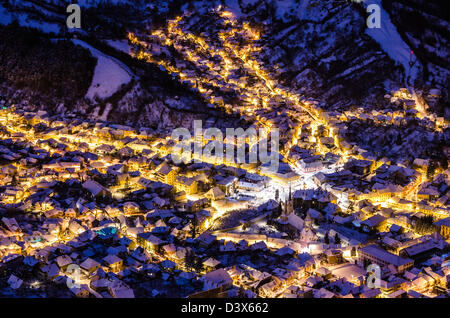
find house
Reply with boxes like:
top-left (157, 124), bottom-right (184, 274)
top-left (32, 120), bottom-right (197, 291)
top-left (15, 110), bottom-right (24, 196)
top-left (286, 213), bottom-right (304, 234)
top-left (1, 217), bottom-right (21, 233)
top-left (95, 144), bottom-right (115, 155)
top-left (259, 279), bottom-right (280, 298)
top-left (325, 249), bottom-right (344, 265)
top-left (56, 255), bottom-right (73, 270)
top-left (344, 159), bottom-right (373, 175)
top-left (137, 177), bottom-right (153, 188)
top-left (195, 232), bottom-right (216, 247)
top-left (411, 276), bottom-right (430, 293)
top-left (316, 267), bottom-right (332, 279)
top-left (1, 187), bottom-right (24, 202)
top-left (203, 257), bottom-right (221, 271)
top-left (90, 278), bottom-right (111, 292)
top-left (154, 162), bottom-right (176, 185)
top-left (68, 220), bottom-right (86, 235)
top-left (162, 243), bottom-right (177, 258)
top-left (205, 187), bottom-right (225, 201)
top-left (80, 258), bottom-right (101, 274)
top-left (103, 255), bottom-right (123, 272)
top-left (236, 180), bottom-right (264, 192)
top-left (70, 286), bottom-right (90, 298)
top-left (360, 288), bottom-right (381, 298)
top-left (7, 275), bottom-right (23, 290)
top-left (361, 214), bottom-right (387, 233)
top-left (330, 264), bottom-right (366, 285)
top-left (399, 239), bottom-right (446, 264)
top-left (216, 176), bottom-right (237, 196)
top-left (202, 268), bottom-right (233, 291)
top-left (137, 232), bottom-right (166, 252)
top-left (260, 162), bottom-right (300, 185)
top-left (407, 290), bottom-right (425, 298)
top-left (118, 146), bottom-right (134, 158)
top-left (41, 263), bottom-right (61, 280)
top-left (123, 202), bottom-right (140, 215)
top-left (174, 176), bottom-right (198, 195)
top-left (186, 198), bottom-right (210, 211)
top-left (314, 288), bottom-right (336, 298)
top-left (108, 280), bottom-right (135, 298)
top-left (82, 180), bottom-right (111, 199)
top-left (417, 188), bottom-right (440, 201)
top-left (298, 157), bottom-right (323, 173)
top-left (413, 158), bottom-right (429, 171)
top-left (44, 209), bottom-right (62, 219)
top-left (434, 217), bottom-right (450, 239)
top-left (306, 208), bottom-right (323, 222)
top-left (65, 208), bottom-right (78, 218)
top-left (358, 245), bottom-right (414, 273)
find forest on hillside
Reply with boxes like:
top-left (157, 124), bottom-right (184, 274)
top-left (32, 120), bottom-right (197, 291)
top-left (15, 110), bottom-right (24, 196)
top-left (0, 23), bottom-right (97, 104)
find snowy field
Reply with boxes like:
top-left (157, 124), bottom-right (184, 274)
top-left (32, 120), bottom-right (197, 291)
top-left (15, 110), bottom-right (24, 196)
top-left (72, 39), bottom-right (133, 101)
top-left (106, 40), bottom-right (132, 55)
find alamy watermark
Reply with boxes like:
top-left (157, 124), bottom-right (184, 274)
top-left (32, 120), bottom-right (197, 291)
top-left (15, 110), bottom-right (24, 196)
top-left (366, 263), bottom-right (381, 289)
top-left (348, 0), bottom-right (381, 29)
top-left (366, 4), bottom-right (381, 29)
top-left (65, 1), bottom-right (380, 30)
top-left (66, 4), bottom-right (81, 29)
top-left (66, 264), bottom-right (82, 289)
top-left (171, 120), bottom-right (280, 172)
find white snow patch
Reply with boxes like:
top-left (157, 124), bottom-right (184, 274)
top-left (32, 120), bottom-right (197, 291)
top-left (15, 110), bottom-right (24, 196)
top-left (363, 0), bottom-right (421, 84)
top-left (72, 39), bottom-right (133, 101)
top-left (106, 40), bottom-right (132, 55)
top-left (99, 103), bottom-right (113, 121)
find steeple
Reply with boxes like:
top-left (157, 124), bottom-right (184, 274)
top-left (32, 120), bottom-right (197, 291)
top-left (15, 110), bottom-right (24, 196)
top-left (305, 213), bottom-right (312, 228)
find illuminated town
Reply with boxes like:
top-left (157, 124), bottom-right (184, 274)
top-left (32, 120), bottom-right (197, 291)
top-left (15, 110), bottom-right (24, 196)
top-left (0, 0), bottom-right (449, 300)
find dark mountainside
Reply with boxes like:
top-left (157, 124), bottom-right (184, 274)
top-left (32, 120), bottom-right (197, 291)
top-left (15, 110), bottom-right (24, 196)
top-left (0, 0), bottom-right (448, 128)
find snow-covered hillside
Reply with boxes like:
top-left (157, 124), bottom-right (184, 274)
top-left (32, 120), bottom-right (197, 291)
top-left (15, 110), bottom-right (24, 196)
top-left (363, 0), bottom-right (421, 85)
top-left (0, 0), bottom-right (447, 125)
top-left (72, 39), bottom-right (133, 101)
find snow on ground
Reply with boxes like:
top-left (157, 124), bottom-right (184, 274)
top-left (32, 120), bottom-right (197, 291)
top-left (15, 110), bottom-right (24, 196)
top-left (363, 0), bottom-right (421, 84)
top-left (99, 103), bottom-right (113, 121)
top-left (0, 3), bottom-right (61, 34)
top-left (106, 40), bottom-right (132, 55)
top-left (72, 39), bottom-right (133, 101)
